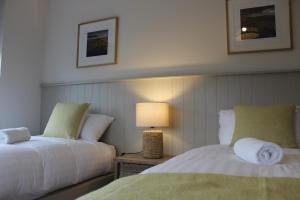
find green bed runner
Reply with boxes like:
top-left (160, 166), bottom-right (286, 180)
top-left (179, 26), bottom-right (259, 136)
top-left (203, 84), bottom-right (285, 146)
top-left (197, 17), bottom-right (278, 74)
top-left (78, 173), bottom-right (300, 200)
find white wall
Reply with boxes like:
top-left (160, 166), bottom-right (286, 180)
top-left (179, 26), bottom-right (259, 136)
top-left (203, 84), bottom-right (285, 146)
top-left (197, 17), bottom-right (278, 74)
top-left (0, 0), bottom-right (4, 69)
top-left (0, 0), bottom-right (46, 133)
top-left (42, 0), bottom-right (300, 84)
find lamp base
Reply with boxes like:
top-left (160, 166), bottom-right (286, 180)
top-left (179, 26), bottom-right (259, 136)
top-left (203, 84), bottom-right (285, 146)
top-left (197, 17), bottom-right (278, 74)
top-left (143, 130), bottom-right (163, 159)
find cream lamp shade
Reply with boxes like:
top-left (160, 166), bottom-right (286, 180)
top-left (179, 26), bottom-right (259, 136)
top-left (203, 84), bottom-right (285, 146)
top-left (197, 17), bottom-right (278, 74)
top-left (136, 103), bottom-right (169, 128)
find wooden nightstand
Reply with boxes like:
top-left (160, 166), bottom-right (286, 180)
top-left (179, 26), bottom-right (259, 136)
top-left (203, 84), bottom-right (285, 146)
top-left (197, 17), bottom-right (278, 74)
top-left (114, 153), bottom-right (173, 179)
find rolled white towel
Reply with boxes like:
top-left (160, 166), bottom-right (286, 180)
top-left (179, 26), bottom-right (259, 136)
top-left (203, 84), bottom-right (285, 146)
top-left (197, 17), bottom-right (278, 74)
top-left (0, 127), bottom-right (31, 144)
top-left (234, 138), bottom-right (283, 165)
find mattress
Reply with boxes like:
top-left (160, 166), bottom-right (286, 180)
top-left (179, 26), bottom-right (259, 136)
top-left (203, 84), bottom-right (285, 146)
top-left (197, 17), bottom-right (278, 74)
top-left (0, 136), bottom-right (116, 200)
top-left (142, 145), bottom-right (300, 178)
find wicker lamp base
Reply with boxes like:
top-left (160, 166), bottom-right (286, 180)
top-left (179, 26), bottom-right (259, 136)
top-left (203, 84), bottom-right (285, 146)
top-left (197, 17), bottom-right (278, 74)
top-left (143, 130), bottom-right (163, 159)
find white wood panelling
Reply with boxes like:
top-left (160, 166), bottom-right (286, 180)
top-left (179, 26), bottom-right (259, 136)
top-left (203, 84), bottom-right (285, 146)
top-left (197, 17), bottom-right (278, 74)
top-left (41, 73), bottom-right (300, 155)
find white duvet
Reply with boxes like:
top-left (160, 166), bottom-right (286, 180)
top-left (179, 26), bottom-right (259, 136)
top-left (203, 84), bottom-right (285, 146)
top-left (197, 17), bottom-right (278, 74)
top-left (143, 145), bottom-right (300, 178)
top-left (0, 136), bottom-right (115, 200)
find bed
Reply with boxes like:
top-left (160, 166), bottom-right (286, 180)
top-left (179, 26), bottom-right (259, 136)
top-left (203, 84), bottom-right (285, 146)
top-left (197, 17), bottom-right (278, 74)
top-left (78, 105), bottom-right (300, 199)
top-left (78, 145), bottom-right (300, 200)
top-left (0, 136), bottom-right (116, 200)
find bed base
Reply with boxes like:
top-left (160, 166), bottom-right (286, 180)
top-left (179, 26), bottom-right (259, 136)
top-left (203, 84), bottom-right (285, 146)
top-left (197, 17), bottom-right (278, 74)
top-left (38, 173), bottom-right (114, 200)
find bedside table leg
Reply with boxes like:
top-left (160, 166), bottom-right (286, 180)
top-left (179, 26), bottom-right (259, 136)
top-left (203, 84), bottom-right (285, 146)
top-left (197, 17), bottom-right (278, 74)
top-left (114, 161), bottom-right (120, 179)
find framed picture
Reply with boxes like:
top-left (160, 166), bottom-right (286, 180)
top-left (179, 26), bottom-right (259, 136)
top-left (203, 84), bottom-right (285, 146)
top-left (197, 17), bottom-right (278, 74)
top-left (226, 0), bottom-right (292, 54)
top-left (77, 17), bottom-right (118, 68)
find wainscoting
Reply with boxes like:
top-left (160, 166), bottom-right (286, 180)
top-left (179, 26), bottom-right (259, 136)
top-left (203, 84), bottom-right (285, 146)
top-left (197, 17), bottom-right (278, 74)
top-left (41, 72), bottom-right (300, 155)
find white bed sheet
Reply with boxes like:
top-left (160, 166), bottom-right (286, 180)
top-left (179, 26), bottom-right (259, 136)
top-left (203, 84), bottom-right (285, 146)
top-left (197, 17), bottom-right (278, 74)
top-left (143, 145), bottom-right (300, 178)
top-left (0, 136), bottom-right (116, 200)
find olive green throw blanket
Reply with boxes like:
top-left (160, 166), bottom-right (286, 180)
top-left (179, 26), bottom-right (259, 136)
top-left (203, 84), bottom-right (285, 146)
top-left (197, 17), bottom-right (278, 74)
top-left (78, 173), bottom-right (300, 200)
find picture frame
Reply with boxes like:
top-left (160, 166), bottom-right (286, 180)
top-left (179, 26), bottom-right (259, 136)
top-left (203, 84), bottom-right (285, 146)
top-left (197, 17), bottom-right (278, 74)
top-left (226, 0), bottom-right (292, 54)
top-left (77, 17), bottom-right (118, 68)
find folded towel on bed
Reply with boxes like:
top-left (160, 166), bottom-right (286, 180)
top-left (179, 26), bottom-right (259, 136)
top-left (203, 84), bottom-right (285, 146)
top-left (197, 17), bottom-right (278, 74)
top-left (0, 127), bottom-right (31, 144)
top-left (233, 138), bottom-right (283, 165)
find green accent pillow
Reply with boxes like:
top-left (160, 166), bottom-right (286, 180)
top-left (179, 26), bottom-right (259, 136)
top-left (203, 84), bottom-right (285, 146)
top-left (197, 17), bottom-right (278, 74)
top-left (230, 105), bottom-right (296, 148)
top-left (43, 103), bottom-right (90, 139)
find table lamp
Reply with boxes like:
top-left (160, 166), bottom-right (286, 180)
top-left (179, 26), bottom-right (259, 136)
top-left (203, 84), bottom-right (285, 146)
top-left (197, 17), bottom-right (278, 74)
top-left (136, 102), bottom-right (169, 159)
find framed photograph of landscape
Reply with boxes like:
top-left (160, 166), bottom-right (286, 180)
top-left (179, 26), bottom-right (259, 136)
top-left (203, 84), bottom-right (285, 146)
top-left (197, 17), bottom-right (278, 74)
top-left (77, 17), bottom-right (118, 68)
top-left (226, 0), bottom-right (292, 54)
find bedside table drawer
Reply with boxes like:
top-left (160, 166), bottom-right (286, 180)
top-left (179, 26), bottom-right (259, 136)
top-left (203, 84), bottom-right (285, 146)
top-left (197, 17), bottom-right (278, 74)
top-left (119, 163), bottom-right (153, 178)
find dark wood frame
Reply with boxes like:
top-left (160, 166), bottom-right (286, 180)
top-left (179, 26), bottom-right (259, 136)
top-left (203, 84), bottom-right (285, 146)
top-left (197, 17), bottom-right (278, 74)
top-left (226, 0), bottom-right (293, 54)
top-left (76, 17), bottom-right (119, 68)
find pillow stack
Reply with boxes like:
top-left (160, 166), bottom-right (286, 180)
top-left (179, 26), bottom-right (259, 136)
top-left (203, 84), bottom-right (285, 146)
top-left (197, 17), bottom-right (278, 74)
top-left (219, 105), bottom-right (297, 148)
top-left (43, 103), bottom-right (114, 141)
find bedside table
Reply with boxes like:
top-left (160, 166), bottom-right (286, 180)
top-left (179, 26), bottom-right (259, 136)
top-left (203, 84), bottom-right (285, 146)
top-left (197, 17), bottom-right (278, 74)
top-left (114, 153), bottom-right (173, 179)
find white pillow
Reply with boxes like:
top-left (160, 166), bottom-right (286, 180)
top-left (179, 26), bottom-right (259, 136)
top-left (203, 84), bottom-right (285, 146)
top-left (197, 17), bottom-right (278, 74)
top-left (218, 107), bottom-right (300, 147)
top-left (80, 114), bottom-right (114, 141)
top-left (218, 110), bottom-right (235, 145)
